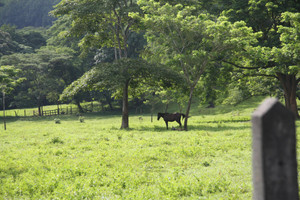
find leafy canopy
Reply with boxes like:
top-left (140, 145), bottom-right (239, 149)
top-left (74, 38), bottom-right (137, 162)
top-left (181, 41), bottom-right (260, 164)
top-left (0, 65), bottom-right (23, 93)
top-left (134, 0), bottom-right (260, 87)
top-left (272, 12), bottom-right (300, 75)
top-left (60, 58), bottom-right (184, 101)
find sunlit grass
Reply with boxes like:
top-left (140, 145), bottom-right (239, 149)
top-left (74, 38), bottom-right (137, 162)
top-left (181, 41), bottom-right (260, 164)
top-left (0, 96), bottom-right (299, 199)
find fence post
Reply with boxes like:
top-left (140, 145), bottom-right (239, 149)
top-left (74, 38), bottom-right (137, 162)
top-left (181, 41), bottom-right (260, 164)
top-left (251, 98), bottom-right (299, 200)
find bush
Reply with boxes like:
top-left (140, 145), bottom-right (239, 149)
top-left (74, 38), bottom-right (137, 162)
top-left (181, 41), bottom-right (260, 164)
top-left (222, 87), bottom-right (245, 105)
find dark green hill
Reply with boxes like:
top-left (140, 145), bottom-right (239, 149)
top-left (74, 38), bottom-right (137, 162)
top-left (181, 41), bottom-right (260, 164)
top-left (0, 0), bottom-right (60, 28)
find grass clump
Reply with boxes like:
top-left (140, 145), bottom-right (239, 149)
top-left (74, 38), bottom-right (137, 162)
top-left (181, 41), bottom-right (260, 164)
top-left (54, 118), bottom-right (61, 124)
top-left (50, 137), bottom-right (64, 144)
top-left (79, 116), bottom-right (85, 123)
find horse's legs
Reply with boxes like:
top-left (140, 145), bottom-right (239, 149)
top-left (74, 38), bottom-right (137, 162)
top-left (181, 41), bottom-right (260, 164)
top-left (165, 121), bottom-right (168, 129)
top-left (177, 120), bottom-right (182, 128)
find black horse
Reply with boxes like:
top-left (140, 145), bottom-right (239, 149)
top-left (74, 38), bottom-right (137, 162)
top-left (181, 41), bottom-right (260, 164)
top-left (157, 112), bottom-right (186, 129)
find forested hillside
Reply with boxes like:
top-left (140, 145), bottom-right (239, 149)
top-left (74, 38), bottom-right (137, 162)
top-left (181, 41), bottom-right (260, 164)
top-left (0, 0), bottom-right (59, 28)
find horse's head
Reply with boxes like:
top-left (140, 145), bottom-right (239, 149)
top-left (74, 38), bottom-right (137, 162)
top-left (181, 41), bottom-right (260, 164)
top-left (157, 113), bottom-right (163, 121)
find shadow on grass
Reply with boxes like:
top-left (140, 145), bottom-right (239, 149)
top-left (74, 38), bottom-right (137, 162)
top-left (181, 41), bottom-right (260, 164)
top-left (134, 122), bottom-right (250, 133)
top-left (187, 124), bottom-right (250, 132)
top-left (1, 111), bottom-right (122, 122)
top-left (195, 96), bottom-right (267, 116)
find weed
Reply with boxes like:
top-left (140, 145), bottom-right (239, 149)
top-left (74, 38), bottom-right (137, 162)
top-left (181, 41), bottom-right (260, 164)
top-left (202, 161), bottom-right (210, 167)
top-left (50, 137), bottom-right (64, 144)
top-left (117, 133), bottom-right (123, 140)
top-left (54, 118), bottom-right (61, 124)
top-left (79, 116), bottom-right (85, 123)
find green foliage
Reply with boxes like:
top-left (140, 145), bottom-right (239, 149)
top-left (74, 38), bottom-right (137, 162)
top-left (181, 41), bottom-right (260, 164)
top-left (272, 12), bottom-right (300, 75)
top-left (52, 0), bottom-right (141, 58)
top-left (0, 29), bottom-right (19, 57)
top-left (46, 15), bottom-right (79, 50)
top-left (135, 0), bottom-right (260, 129)
top-left (219, 0), bottom-right (300, 116)
top-left (0, 65), bottom-right (22, 93)
top-left (222, 87), bottom-right (246, 105)
top-left (0, 46), bottom-right (79, 108)
top-left (0, 25), bottom-right (47, 56)
top-left (60, 58), bottom-right (184, 101)
top-left (0, 0), bottom-right (299, 118)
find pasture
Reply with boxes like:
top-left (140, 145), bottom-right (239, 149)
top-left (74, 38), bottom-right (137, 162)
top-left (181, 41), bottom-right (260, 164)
top-left (0, 97), bottom-right (299, 199)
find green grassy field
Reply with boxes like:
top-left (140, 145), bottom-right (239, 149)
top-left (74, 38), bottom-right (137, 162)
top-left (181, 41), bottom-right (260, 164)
top-left (0, 97), bottom-right (299, 199)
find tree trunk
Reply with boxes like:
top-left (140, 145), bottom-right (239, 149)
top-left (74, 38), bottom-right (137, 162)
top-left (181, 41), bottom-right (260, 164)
top-left (38, 105), bottom-right (42, 116)
top-left (2, 91), bottom-right (6, 130)
top-left (276, 73), bottom-right (299, 118)
top-left (164, 103), bottom-right (169, 113)
top-left (121, 79), bottom-right (130, 129)
top-left (57, 103), bottom-right (60, 115)
top-left (75, 99), bottom-right (84, 113)
top-left (184, 86), bottom-right (195, 131)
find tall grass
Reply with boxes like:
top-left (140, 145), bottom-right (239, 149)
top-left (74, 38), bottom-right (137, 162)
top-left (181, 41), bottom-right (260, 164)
top-left (0, 96), bottom-right (299, 199)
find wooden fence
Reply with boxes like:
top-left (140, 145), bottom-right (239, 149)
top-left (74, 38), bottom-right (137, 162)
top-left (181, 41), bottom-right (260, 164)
top-left (252, 98), bottom-right (299, 200)
top-left (32, 107), bottom-right (74, 117)
top-left (2, 102), bottom-right (105, 117)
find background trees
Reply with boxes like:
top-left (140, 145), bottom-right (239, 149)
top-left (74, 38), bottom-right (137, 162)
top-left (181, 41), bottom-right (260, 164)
top-left (0, 46), bottom-right (79, 114)
top-left (0, 0), bottom-right (298, 124)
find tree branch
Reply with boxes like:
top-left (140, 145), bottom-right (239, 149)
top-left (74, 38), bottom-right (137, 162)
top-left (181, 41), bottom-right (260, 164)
top-left (222, 60), bottom-right (276, 70)
top-left (237, 72), bottom-right (278, 80)
top-left (222, 60), bottom-right (260, 69)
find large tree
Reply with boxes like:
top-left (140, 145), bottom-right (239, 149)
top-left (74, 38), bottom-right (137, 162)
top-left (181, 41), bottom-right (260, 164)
top-left (219, 0), bottom-right (300, 117)
top-left (272, 12), bottom-right (300, 117)
top-left (136, 1), bottom-right (259, 130)
top-left (52, 0), bottom-right (145, 128)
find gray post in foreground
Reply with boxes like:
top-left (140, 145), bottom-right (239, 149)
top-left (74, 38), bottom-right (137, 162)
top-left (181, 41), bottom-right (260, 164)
top-left (252, 98), bottom-right (299, 200)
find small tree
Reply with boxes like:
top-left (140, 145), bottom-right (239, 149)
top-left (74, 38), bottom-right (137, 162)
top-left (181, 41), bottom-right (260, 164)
top-left (0, 65), bottom-right (22, 130)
